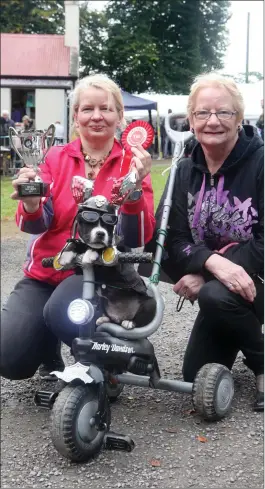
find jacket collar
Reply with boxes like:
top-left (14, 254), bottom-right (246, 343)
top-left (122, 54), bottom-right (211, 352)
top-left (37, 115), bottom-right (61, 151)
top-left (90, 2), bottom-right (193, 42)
top-left (191, 126), bottom-right (264, 175)
top-left (63, 137), bottom-right (124, 162)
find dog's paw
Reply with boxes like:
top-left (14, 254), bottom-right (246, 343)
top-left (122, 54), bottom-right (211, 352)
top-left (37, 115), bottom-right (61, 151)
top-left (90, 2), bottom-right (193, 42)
top-left (59, 251), bottom-right (76, 266)
top-left (96, 316), bottom-right (110, 326)
top-left (121, 320), bottom-right (135, 330)
top-left (82, 249), bottom-right (99, 265)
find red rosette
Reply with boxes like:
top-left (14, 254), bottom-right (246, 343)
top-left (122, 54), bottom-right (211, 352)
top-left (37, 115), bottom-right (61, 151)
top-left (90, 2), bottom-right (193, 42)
top-left (121, 120), bottom-right (154, 151)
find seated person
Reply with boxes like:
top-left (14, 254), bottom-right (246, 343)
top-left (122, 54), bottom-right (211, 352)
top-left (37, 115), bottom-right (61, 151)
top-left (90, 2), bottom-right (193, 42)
top-left (0, 74), bottom-right (155, 381)
top-left (164, 73), bottom-right (264, 412)
top-left (21, 115), bottom-right (34, 131)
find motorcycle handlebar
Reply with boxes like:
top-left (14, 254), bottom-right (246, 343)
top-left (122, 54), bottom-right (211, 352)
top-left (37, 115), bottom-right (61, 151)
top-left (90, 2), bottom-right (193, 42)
top-left (42, 251), bottom-right (153, 269)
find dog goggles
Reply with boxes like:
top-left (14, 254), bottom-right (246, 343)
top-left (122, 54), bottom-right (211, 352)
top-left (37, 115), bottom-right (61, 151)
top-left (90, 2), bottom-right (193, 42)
top-left (79, 210), bottom-right (118, 227)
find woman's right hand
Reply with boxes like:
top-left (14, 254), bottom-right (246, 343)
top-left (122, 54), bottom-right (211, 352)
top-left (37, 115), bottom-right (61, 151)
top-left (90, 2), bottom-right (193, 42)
top-left (11, 167), bottom-right (41, 212)
top-left (205, 254), bottom-right (256, 302)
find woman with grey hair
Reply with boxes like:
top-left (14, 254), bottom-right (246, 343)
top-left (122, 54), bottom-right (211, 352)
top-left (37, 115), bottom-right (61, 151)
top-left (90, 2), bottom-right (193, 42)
top-left (1, 74), bottom-right (155, 381)
top-left (165, 73), bottom-right (264, 411)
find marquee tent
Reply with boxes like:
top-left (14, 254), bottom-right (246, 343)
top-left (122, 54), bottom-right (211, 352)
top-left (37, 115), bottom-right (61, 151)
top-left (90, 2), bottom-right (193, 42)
top-left (121, 90), bottom-right (157, 111)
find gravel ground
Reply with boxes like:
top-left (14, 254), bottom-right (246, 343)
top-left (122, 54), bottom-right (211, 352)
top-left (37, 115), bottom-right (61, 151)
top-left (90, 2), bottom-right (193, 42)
top-left (1, 235), bottom-right (264, 489)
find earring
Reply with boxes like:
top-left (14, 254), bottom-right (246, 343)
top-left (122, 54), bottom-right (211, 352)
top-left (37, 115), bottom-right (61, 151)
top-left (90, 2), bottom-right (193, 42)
top-left (238, 125), bottom-right (241, 132)
top-left (191, 128), bottom-right (194, 134)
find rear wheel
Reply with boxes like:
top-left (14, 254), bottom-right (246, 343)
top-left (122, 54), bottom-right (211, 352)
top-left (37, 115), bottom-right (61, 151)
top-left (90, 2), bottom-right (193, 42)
top-left (50, 384), bottom-right (110, 462)
top-left (192, 363), bottom-right (234, 421)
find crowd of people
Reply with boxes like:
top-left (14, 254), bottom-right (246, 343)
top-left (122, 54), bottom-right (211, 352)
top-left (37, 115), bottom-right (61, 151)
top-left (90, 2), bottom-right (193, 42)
top-left (0, 113), bottom-right (65, 172)
top-left (0, 111), bottom-right (65, 142)
top-left (150, 102), bottom-right (264, 159)
top-left (0, 110), bottom-right (35, 146)
top-left (0, 72), bottom-right (264, 413)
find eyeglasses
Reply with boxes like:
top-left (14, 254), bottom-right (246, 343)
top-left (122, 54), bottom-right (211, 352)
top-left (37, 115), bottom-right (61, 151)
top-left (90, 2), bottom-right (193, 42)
top-left (79, 210), bottom-right (118, 226)
top-left (192, 110), bottom-right (237, 121)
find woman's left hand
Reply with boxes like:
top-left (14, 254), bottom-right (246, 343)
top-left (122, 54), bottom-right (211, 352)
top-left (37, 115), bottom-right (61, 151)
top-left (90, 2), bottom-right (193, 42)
top-left (131, 144), bottom-right (152, 187)
top-left (173, 274), bottom-right (205, 302)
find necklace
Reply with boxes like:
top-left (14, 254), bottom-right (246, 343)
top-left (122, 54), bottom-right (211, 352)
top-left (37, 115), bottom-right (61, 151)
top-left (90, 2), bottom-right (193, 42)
top-left (81, 149), bottom-right (111, 180)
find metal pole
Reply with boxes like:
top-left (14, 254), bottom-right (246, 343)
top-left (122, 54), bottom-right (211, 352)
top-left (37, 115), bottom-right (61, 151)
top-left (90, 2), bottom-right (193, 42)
top-left (156, 106), bottom-right (162, 160)
top-left (245, 12), bottom-right (250, 84)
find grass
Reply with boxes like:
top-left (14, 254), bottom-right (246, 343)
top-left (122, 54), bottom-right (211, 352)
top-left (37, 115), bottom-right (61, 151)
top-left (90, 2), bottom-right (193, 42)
top-left (151, 164), bottom-right (168, 209)
top-left (1, 177), bottom-right (17, 220)
top-left (0, 166), bottom-right (167, 220)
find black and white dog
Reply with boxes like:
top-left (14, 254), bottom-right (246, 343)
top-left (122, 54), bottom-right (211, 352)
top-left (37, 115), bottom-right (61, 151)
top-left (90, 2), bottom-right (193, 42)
top-left (59, 195), bottom-right (155, 329)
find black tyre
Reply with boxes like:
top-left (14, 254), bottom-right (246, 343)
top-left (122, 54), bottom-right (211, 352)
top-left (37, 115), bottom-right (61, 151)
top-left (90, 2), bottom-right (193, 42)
top-left (192, 363), bottom-right (234, 421)
top-left (105, 381), bottom-right (124, 402)
top-left (50, 384), bottom-right (110, 462)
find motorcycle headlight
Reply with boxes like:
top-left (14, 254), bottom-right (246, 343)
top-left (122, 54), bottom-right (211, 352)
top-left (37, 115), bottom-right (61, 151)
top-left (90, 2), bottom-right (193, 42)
top-left (67, 299), bottom-right (94, 325)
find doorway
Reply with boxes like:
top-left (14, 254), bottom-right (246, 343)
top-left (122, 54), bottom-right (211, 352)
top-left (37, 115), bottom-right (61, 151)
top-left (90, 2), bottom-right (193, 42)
top-left (11, 89), bottom-right (35, 124)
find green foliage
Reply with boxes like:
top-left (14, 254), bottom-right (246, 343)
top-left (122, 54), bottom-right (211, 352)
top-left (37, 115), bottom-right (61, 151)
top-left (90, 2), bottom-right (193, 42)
top-left (0, 0), bottom-right (65, 34)
top-left (79, 5), bottom-right (109, 76)
top-left (1, 0), bottom-right (231, 94)
top-left (81, 0), bottom-right (231, 94)
top-left (198, 1), bottom-right (230, 73)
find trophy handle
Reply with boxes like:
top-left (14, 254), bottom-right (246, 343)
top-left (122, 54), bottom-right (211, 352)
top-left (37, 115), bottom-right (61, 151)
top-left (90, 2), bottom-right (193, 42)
top-left (44, 124), bottom-right (56, 149)
top-left (9, 126), bottom-right (24, 161)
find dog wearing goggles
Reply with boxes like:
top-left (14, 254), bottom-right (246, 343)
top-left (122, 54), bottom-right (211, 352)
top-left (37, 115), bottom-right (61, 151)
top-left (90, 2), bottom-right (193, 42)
top-left (77, 197), bottom-right (118, 257)
top-left (59, 195), bottom-right (155, 330)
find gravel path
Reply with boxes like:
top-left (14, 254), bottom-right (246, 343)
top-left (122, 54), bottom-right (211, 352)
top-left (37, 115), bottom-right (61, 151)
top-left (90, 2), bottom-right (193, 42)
top-left (1, 236), bottom-right (263, 489)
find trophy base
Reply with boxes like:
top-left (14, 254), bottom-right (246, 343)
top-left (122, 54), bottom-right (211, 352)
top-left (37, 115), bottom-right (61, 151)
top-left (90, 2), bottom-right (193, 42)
top-left (18, 182), bottom-right (50, 197)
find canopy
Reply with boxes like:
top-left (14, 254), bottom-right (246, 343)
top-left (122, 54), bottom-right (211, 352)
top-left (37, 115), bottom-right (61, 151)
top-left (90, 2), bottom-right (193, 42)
top-left (122, 90), bottom-right (157, 111)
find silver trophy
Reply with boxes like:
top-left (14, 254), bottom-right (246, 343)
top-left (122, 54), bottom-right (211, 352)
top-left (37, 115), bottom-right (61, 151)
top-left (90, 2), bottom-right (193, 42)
top-left (9, 124), bottom-right (55, 197)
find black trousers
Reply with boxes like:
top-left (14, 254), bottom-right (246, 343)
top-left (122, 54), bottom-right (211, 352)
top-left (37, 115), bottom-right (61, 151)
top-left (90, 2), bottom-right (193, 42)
top-left (0, 275), bottom-right (84, 380)
top-left (182, 279), bottom-right (264, 382)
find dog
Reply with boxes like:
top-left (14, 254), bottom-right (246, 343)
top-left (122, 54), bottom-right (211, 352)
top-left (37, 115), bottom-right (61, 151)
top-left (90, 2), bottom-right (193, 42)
top-left (59, 195), bottom-right (155, 329)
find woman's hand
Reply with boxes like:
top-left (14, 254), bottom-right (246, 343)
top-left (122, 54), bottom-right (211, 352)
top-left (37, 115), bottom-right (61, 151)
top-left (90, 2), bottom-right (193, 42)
top-left (130, 144), bottom-right (152, 188)
top-left (173, 274), bottom-right (205, 302)
top-left (205, 254), bottom-right (256, 302)
top-left (11, 167), bottom-right (41, 212)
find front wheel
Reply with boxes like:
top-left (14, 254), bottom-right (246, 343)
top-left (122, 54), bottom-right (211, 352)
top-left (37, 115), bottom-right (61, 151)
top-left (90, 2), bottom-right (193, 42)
top-left (50, 384), bottom-right (110, 462)
top-left (192, 363), bottom-right (234, 421)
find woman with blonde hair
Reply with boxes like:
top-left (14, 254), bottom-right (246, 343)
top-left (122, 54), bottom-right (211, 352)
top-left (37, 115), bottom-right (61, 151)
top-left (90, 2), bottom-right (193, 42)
top-left (164, 73), bottom-right (264, 411)
top-left (1, 74), bottom-right (155, 381)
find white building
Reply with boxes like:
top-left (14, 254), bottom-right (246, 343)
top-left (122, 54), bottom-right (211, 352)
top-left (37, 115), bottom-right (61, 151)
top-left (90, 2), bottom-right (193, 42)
top-left (0, 1), bottom-right (79, 141)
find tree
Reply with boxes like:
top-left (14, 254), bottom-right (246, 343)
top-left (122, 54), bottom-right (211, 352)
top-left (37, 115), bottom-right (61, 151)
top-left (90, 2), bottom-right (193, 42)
top-left (0, 0), bottom-right (65, 34)
top-left (1, 0), bottom-right (231, 94)
top-left (80, 0), bottom-right (231, 94)
top-left (79, 4), bottom-right (109, 77)
top-left (199, 1), bottom-right (231, 73)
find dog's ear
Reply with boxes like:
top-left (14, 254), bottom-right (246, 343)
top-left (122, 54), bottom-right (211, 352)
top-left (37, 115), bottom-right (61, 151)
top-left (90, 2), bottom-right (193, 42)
top-left (77, 221), bottom-right (89, 243)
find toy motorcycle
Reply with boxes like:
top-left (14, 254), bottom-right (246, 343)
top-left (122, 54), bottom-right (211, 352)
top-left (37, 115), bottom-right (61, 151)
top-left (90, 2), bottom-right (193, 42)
top-left (35, 120), bottom-right (234, 463)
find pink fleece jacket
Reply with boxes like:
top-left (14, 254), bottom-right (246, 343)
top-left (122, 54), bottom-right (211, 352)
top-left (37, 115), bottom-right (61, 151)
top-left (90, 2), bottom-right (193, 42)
top-left (16, 138), bottom-right (155, 285)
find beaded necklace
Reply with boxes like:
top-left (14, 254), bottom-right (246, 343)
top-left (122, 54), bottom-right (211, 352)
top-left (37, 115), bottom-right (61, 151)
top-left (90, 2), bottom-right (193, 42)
top-left (81, 149), bottom-right (111, 180)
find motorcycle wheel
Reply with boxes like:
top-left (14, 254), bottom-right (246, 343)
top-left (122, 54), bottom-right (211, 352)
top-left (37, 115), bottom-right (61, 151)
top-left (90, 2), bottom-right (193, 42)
top-left (192, 363), bottom-right (234, 421)
top-left (50, 383), bottom-right (110, 462)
